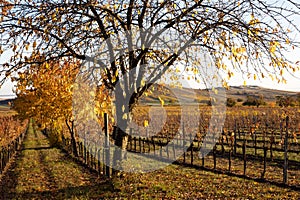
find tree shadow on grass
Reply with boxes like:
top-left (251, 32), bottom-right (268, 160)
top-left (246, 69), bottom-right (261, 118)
top-left (0, 135), bottom-right (118, 200)
top-left (4, 181), bottom-right (115, 200)
top-left (23, 146), bottom-right (54, 151)
top-left (0, 147), bottom-right (117, 200)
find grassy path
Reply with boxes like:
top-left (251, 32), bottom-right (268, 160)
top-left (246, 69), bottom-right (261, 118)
top-left (0, 121), bottom-right (112, 200)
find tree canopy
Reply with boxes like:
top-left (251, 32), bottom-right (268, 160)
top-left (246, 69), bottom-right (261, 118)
top-left (1, 1), bottom-right (299, 88)
top-left (1, 0), bottom-right (300, 165)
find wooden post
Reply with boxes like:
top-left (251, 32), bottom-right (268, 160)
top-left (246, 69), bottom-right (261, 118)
top-left (270, 139), bottom-right (273, 161)
top-left (81, 142), bottom-right (84, 158)
top-left (166, 142), bottom-right (170, 159)
top-left (159, 140), bottom-right (163, 157)
top-left (254, 133), bottom-right (257, 156)
top-left (149, 138), bottom-right (152, 153)
top-left (283, 116), bottom-right (289, 184)
top-left (104, 113), bottom-right (110, 178)
top-left (93, 146), bottom-right (96, 169)
top-left (86, 145), bottom-right (90, 165)
top-left (127, 135), bottom-right (131, 151)
top-left (183, 122), bottom-right (186, 164)
top-left (139, 137), bottom-right (142, 153)
top-left (102, 144), bottom-right (105, 175)
top-left (142, 138), bottom-right (145, 153)
top-left (152, 138), bottom-right (156, 155)
top-left (221, 131), bottom-right (225, 155)
top-left (90, 146), bottom-right (93, 168)
top-left (183, 147), bottom-right (186, 164)
top-left (228, 149), bottom-right (232, 173)
top-left (84, 133), bottom-right (87, 164)
top-left (243, 140), bottom-right (247, 176)
top-left (261, 145), bottom-right (267, 179)
top-left (0, 149), bottom-right (3, 173)
top-left (270, 130), bottom-right (274, 161)
top-left (234, 129), bottom-right (237, 155)
top-left (201, 138), bottom-right (205, 167)
top-left (280, 121), bottom-right (283, 149)
top-left (173, 142), bottom-right (176, 159)
top-left (134, 137), bottom-right (137, 152)
top-left (233, 120), bottom-right (237, 156)
top-left (146, 138), bottom-right (149, 153)
top-left (78, 142), bottom-right (81, 157)
top-left (213, 145), bottom-right (216, 170)
top-left (98, 149), bottom-right (101, 175)
top-left (202, 151), bottom-right (205, 167)
top-left (190, 144), bottom-right (194, 165)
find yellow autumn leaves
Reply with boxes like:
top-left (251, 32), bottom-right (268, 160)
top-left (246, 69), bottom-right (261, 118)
top-left (13, 60), bottom-right (79, 126)
top-left (269, 41), bottom-right (280, 55)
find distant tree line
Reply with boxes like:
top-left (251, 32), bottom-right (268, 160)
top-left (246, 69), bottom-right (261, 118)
top-left (275, 94), bottom-right (300, 107)
top-left (242, 95), bottom-right (267, 107)
top-left (225, 95), bottom-right (267, 107)
top-left (197, 93), bottom-right (300, 107)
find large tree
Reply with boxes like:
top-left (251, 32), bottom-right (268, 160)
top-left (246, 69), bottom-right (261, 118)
top-left (1, 0), bottom-right (300, 168)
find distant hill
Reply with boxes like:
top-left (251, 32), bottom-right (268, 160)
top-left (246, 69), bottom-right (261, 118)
top-left (138, 85), bottom-right (299, 105)
top-left (222, 85), bottom-right (298, 102)
top-left (2, 86), bottom-right (298, 107)
top-left (0, 98), bottom-right (15, 106)
top-left (0, 98), bottom-right (15, 114)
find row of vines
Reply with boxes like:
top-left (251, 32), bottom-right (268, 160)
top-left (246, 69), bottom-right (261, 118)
top-left (126, 106), bottom-right (300, 187)
top-left (0, 115), bottom-right (28, 174)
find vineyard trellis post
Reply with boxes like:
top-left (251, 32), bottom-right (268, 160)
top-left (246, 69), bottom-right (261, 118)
top-left (243, 139), bottom-right (247, 176)
top-left (213, 145), bottom-right (216, 171)
top-left (104, 113), bottom-right (111, 178)
top-left (183, 122), bottom-right (186, 164)
top-left (84, 132), bottom-right (87, 164)
top-left (254, 132), bottom-right (257, 155)
top-left (228, 145), bottom-right (232, 173)
top-left (97, 149), bottom-right (101, 176)
top-left (261, 144), bottom-right (267, 179)
top-left (283, 116), bottom-right (289, 184)
top-left (234, 120), bottom-right (237, 155)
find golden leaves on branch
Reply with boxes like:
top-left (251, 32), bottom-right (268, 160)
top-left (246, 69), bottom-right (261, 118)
top-left (13, 59), bottom-right (80, 128)
top-left (0, 0), bottom-right (13, 16)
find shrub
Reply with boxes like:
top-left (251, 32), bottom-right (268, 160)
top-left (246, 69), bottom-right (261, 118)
top-left (226, 98), bottom-right (236, 107)
top-left (243, 95), bottom-right (266, 107)
top-left (237, 98), bottom-right (243, 102)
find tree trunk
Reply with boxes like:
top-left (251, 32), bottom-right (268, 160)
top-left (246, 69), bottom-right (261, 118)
top-left (111, 67), bottom-right (150, 173)
top-left (66, 119), bottom-right (78, 157)
top-left (112, 84), bottom-right (130, 173)
top-left (113, 126), bottom-right (128, 171)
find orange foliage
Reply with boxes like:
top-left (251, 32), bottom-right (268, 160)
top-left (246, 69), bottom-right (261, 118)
top-left (13, 58), bottom-right (79, 129)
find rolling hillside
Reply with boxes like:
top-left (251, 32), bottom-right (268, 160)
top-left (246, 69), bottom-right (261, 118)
top-left (1, 86), bottom-right (298, 107)
top-left (138, 85), bottom-right (299, 105)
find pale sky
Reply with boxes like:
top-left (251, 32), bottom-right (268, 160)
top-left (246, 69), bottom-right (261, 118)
top-left (1, 1), bottom-right (300, 97)
top-left (1, 57), bottom-right (299, 98)
top-left (1, 48), bottom-right (300, 98)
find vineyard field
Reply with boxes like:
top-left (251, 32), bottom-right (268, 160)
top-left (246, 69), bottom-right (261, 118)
top-left (64, 105), bottom-right (300, 189)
